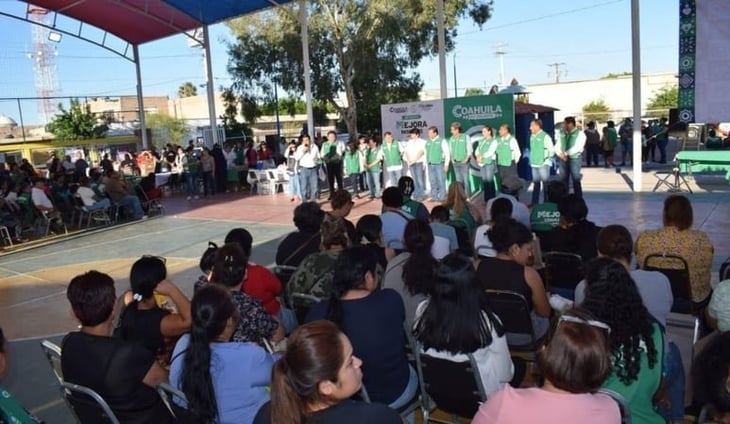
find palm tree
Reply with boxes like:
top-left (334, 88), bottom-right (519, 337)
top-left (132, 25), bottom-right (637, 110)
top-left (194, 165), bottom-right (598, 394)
top-left (178, 82), bottom-right (198, 98)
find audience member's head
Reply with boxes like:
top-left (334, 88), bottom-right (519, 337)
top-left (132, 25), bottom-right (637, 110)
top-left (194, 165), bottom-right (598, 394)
top-left (398, 176), bottom-right (416, 199)
top-left (355, 214), bottom-right (382, 245)
top-left (321, 215), bottom-right (349, 250)
top-left (487, 218), bottom-right (533, 265)
top-left (558, 194), bottom-right (588, 225)
top-left (224, 228), bottom-right (253, 257)
top-left (210, 243), bottom-right (248, 288)
top-left (539, 308), bottom-right (611, 393)
top-left (326, 246), bottom-right (379, 326)
top-left (330, 190), bottom-right (353, 217)
top-left (129, 255), bottom-right (167, 302)
top-left (596, 225), bottom-right (633, 264)
top-left (67, 271), bottom-right (116, 327)
top-left (546, 180), bottom-right (568, 203)
top-left (403, 219), bottom-right (436, 296)
top-left (490, 197), bottom-right (513, 222)
top-left (293, 202), bottom-right (325, 233)
top-left (430, 205), bottom-right (450, 223)
top-left (662, 194), bottom-right (693, 230)
top-left (199, 242), bottom-right (219, 274)
top-left (270, 321), bottom-right (362, 423)
top-left (445, 182), bottom-right (468, 215)
top-left (692, 332), bottom-right (730, 423)
top-left (382, 187), bottom-right (404, 209)
top-left (500, 175), bottom-right (523, 196)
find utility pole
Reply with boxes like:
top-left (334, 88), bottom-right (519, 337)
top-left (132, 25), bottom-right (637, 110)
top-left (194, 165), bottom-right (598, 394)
top-left (453, 53), bottom-right (458, 97)
top-left (495, 43), bottom-right (507, 87)
top-left (547, 62), bottom-right (567, 83)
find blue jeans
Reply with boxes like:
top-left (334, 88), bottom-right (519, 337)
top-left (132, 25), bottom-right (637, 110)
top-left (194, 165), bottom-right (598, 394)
top-left (299, 167), bottom-right (319, 202)
top-left (346, 173), bottom-right (360, 196)
top-left (384, 169), bottom-right (401, 188)
top-left (117, 195), bottom-right (143, 219)
top-left (367, 171), bottom-right (382, 198)
top-left (452, 162), bottom-right (470, 195)
top-left (184, 172), bottom-right (197, 196)
top-left (201, 171), bottom-right (215, 196)
top-left (531, 164), bottom-right (551, 205)
top-left (288, 172), bottom-right (301, 198)
top-left (558, 157), bottom-right (582, 198)
top-left (480, 163), bottom-right (497, 202)
top-left (657, 138), bottom-right (668, 163)
top-left (428, 164), bottom-right (446, 201)
top-left (657, 341), bottom-right (685, 421)
top-left (87, 198), bottom-right (111, 211)
top-left (409, 163), bottom-right (425, 199)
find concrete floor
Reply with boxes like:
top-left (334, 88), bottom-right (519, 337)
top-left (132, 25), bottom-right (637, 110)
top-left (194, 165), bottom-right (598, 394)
top-left (0, 164), bottom-right (727, 422)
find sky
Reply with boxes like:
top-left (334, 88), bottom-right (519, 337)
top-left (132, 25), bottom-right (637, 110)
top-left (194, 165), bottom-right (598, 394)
top-left (0, 0), bottom-right (679, 125)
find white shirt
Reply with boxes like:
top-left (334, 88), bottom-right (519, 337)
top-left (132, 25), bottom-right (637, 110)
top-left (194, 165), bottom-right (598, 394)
top-left (404, 138), bottom-right (427, 165)
top-left (294, 144), bottom-right (320, 168)
top-left (555, 130), bottom-right (587, 156)
top-left (223, 149), bottom-right (237, 168)
top-left (485, 194), bottom-right (530, 228)
top-left (76, 186), bottom-right (97, 207)
top-left (31, 187), bottom-right (53, 210)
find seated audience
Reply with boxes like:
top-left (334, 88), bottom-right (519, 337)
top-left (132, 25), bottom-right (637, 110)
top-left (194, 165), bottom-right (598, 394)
top-left (30, 178), bottom-right (64, 230)
top-left (477, 218), bottom-right (551, 342)
top-left (380, 187), bottom-right (413, 250)
top-left (328, 190), bottom-right (358, 243)
top-left (194, 241), bottom-right (219, 292)
top-left (75, 176), bottom-right (111, 211)
top-left (635, 194), bottom-right (714, 306)
top-left (692, 332), bottom-right (730, 424)
top-left (116, 256), bottom-right (191, 363)
top-left (383, 219), bottom-right (437, 326)
top-left (414, 254), bottom-right (513, 397)
top-left (542, 194), bottom-right (601, 261)
top-left (398, 176), bottom-right (429, 221)
top-left (708, 279), bottom-right (730, 334)
top-left (253, 321), bottom-right (401, 424)
top-left (472, 308), bottom-right (620, 424)
top-left (210, 243), bottom-right (281, 344)
top-left (583, 257), bottom-right (665, 424)
top-left (485, 175), bottom-right (530, 227)
top-left (355, 214), bottom-right (392, 272)
top-left (429, 205), bottom-right (458, 253)
top-left (105, 171), bottom-right (145, 220)
top-left (61, 271), bottom-right (171, 423)
top-left (443, 182), bottom-right (480, 236)
top-left (170, 285), bottom-right (275, 424)
top-left (275, 202), bottom-right (324, 268)
top-left (306, 246), bottom-right (417, 409)
top-left (473, 197), bottom-right (513, 258)
top-left (286, 215), bottom-right (349, 304)
top-left (529, 180), bottom-right (566, 234)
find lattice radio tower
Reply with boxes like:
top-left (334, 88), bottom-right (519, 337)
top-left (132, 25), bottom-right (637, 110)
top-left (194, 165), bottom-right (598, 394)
top-left (27, 5), bottom-right (60, 125)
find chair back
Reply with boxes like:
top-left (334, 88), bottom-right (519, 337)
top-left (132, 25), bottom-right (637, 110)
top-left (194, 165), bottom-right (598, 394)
top-left (417, 350), bottom-right (486, 419)
top-left (543, 251), bottom-right (583, 294)
top-left (485, 289), bottom-right (537, 350)
top-left (598, 388), bottom-right (632, 424)
top-left (288, 292), bottom-right (323, 324)
top-left (273, 265), bottom-right (298, 287)
top-left (40, 339), bottom-right (63, 384)
top-left (448, 220), bottom-right (473, 256)
top-left (666, 312), bottom-right (700, 393)
top-left (642, 254), bottom-right (693, 313)
top-left (157, 383), bottom-right (192, 422)
top-left (60, 381), bottom-right (121, 424)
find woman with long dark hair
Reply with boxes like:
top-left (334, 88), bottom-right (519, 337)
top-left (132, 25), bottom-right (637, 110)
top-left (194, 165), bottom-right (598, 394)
top-left (414, 253), bottom-right (513, 396)
top-left (383, 219), bottom-right (437, 325)
top-left (253, 321), bottom-right (401, 424)
top-left (306, 246), bottom-right (417, 411)
top-left (583, 257), bottom-right (664, 424)
top-left (171, 285), bottom-right (275, 424)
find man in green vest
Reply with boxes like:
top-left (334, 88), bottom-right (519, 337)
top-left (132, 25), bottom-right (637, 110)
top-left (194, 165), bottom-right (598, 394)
top-left (495, 123), bottom-right (522, 180)
top-left (426, 126), bottom-right (450, 202)
top-left (321, 130), bottom-right (344, 200)
top-left (602, 120), bottom-right (618, 168)
top-left (381, 131), bottom-right (403, 189)
top-left (474, 126), bottom-right (499, 201)
top-left (555, 116), bottom-right (586, 198)
top-left (448, 122), bottom-right (471, 196)
top-left (529, 119), bottom-right (555, 205)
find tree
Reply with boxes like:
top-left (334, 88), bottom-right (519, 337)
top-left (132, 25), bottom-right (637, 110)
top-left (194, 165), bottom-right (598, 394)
top-left (464, 87), bottom-right (485, 96)
top-left (219, 88), bottom-right (251, 138)
top-left (582, 99), bottom-right (611, 123)
top-left (46, 98), bottom-right (109, 140)
top-left (227, 0), bottom-right (493, 139)
top-left (646, 85), bottom-right (677, 118)
top-left (178, 82), bottom-right (198, 98)
top-left (145, 113), bottom-right (188, 144)
top-left (601, 71), bottom-right (632, 79)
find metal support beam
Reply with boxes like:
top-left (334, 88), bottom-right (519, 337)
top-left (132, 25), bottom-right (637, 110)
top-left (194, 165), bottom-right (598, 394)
top-left (17, 98), bottom-right (27, 143)
top-left (631, 0), bottom-right (642, 191)
top-left (133, 44), bottom-right (149, 149)
top-left (299, 0), bottom-right (314, 137)
top-left (202, 25), bottom-right (219, 146)
top-left (436, 0), bottom-right (447, 99)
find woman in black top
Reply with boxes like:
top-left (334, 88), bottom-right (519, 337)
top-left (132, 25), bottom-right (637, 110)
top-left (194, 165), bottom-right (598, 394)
top-left (253, 320), bottom-right (401, 424)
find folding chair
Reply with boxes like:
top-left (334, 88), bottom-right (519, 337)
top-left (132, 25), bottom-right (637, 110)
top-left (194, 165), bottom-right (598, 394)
top-left (0, 225), bottom-right (12, 247)
top-left (448, 220), bottom-right (473, 257)
top-left (598, 388), bottom-right (632, 424)
top-left (642, 254), bottom-right (693, 314)
top-left (288, 292), bottom-right (323, 324)
top-left (273, 265), bottom-right (298, 287)
top-left (543, 252), bottom-right (584, 300)
top-left (257, 170), bottom-right (273, 195)
top-left (60, 381), bottom-right (121, 424)
top-left (267, 169), bottom-right (289, 195)
top-left (157, 382), bottom-right (192, 422)
top-left (37, 209), bottom-right (68, 236)
top-left (485, 289), bottom-right (540, 359)
top-left (40, 339), bottom-right (63, 384)
top-left (359, 380), bottom-right (422, 420)
top-left (134, 184), bottom-right (164, 216)
top-left (72, 196), bottom-right (111, 228)
top-left (416, 349), bottom-right (486, 423)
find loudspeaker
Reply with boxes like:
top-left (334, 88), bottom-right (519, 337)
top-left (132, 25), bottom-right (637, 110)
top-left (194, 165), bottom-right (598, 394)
top-left (668, 108), bottom-right (687, 132)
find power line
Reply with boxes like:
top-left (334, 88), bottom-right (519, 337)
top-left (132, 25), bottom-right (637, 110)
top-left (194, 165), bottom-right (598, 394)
top-left (547, 62), bottom-right (567, 83)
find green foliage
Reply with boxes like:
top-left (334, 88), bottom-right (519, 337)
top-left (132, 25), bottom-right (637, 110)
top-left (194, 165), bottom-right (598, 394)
top-left (145, 113), bottom-right (188, 144)
top-left (464, 87), bottom-right (485, 96)
top-left (219, 88), bottom-right (252, 138)
top-left (646, 85), bottom-right (677, 118)
top-left (177, 81), bottom-right (198, 98)
top-left (601, 71), bottom-right (632, 79)
top-left (46, 98), bottom-right (109, 140)
top-left (226, 0), bottom-right (493, 138)
top-left (582, 99), bottom-right (611, 123)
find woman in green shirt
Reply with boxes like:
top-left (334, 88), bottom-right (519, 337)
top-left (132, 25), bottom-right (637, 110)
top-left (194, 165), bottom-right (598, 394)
top-left (343, 142), bottom-right (362, 198)
top-left (474, 126), bottom-right (499, 202)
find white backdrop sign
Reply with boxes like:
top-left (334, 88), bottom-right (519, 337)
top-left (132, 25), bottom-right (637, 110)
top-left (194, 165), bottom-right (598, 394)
top-left (380, 100), bottom-right (445, 141)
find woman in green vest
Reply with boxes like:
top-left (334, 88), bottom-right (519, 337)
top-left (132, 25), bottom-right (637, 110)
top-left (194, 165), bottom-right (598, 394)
top-left (474, 126), bottom-right (499, 201)
top-left (528, 119), bottom-right (555, 205)
top-left (495, 124), bottom-right (522, 181)
top-left (602, 121), bottom-right (618, 168)
top-left (365, 138), bottom-right (383, 199)
top-left (343, 141), bottom-right (362, 198)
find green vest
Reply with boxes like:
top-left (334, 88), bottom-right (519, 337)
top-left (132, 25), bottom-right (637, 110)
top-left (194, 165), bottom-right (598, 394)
top-left (321, 141), bottom-right (341, 163)
top-left (449, 133), bottom-right (468, 162)
top-left (606, 127), bottom-right (618, 148)
top-left (496, 136), bottom-right (514, 167)
top-left (344, 151), bottom-right (360, 175)
top-left (561, 129), bottom-right (581, 158)
top-left (366, 147), bottom-right (382, 172)
top-left (475, 138), bottom-right (495, 165)
top-left (530, 131), bottom-right (548, 166)
top-left (426, 137), bottom-right (444, 164)
top-left (382, 142), bottom-right (401, 167)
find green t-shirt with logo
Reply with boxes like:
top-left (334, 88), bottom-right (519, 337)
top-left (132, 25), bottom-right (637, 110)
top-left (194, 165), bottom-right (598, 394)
top-left (529, 202), bottom-right (560, 232)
